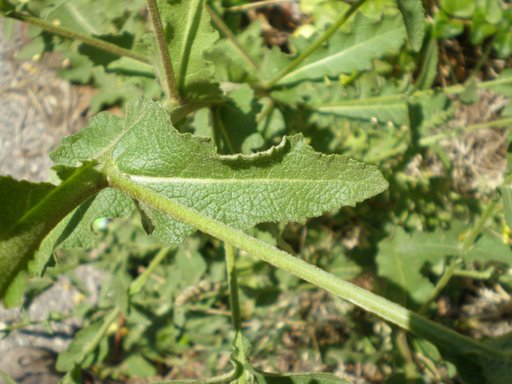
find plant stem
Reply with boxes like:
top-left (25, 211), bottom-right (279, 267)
top-left (130, 247), bottom-right (171, 295)
top-left (2, 10), bottom-right (150, 64)
top-left (461, 199), bottom-right (497, 253)
top-left (453, 267), bottom-right (494, 280)
top-left (79, 307), bottom-right (121, 366)
top-left (105, 165), bottom-right (506, 362)
top-left (225, 243), bottom-right (243, 331)
top-left (226, 0), bottom-right (295, 12)
top-left (224, 243), bottom-right (249, 384)
top-left (146, 0), bottom-right (181, 105)
top-left (206, 4), bottom-right (259, 71)
top-left (418, 259), bottom-right (457, 315)
top-left (213, 107), bottom-right (235, 153)
top-left (263, 0), bottom-right (368, 89)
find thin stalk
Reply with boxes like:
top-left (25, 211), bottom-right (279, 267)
top-left (226, 0), bottom-right (294, 12)
top-left (419, 117), bottom-right (512, 146)
top-left (225, 243), bottom-right (243, 331)
top-left (206, 4), bottom-right (258, 71)
top-left (2, 10), bottom-right (150, 64)
top-left (213, 107), bottom-right (235, 153)
top-left (105, 164), bottom-right (506, 362)
top-left (130, 247), bottom-right (171, 295)
top-left (453, 267), bottom-right (494, 280)
top-left (79, 307), bottom-right (120, 365)
top-left (418, 260), bottom-right (457, 315)
top-left (263, 0), bottom-right (368, 89)
top-left (146, 0), bottom-right (181, 105)
top-left (461, 200), bottom-right (497, 253)
top-left (225, 243), bottom-right (249, 384)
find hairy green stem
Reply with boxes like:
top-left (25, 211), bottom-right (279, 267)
top-left (263, 0), bottom-right (368, 88)
top-left (1, 10), bottom-right (150, 64)
top-left (105, 165), bottom-right (503, 362)
top-left (146, 0), bottom-right (181, 105)
top-left (0, 165), bottom-right (107, 297)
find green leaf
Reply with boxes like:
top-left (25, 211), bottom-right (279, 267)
top-left (247, 367), bottom-right (350, 383)
top-left (56, 318), bottom-right (110, 372)
top-left (0, 166), bottom-right (108, 298)
top-left (114, 100), bottom-right (388, 246)
top-left (263, 13), bottom-right (406, 86)
top-left (56, 98), bottom-right (387, 248)
top-left (156, 0), bottom-right (220, 98)
top-left (465, 233), bottom-right (512, 265)
top-left (119, 354), bottom-right (157, 378)
top-left (397, 0), bottom-right (425, 51)
top-left (478, 333), bottom-right (512, 384)
top-left (215, 84), bottom-right (264, 154)
top-left (415, 33), bottom-right (439, 90)
top-left (502, 185), bottom-right (512, 229)
top-left (377, 225), bottom-right (512, 308)
top-left (0, 177), bottom-right (55, 235)
top-left (376, 227), bottom-right (455, 308)
top-left (50, 113), bottom-right (124, 167)
top-left (33, 188), bottom-right (135, 276)
top-left (206, 20), bottom-right (264, 83)
top-left (314, 95), bottom-right (409, 126)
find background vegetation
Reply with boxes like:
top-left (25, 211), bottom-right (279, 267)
top-left (1, 0), bottom-right (512, 383)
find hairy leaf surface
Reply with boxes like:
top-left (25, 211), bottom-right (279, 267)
top-left (54, 98), bottom-right (388, 247)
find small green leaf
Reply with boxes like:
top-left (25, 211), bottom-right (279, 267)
top-left (502, 185), bottom-right (512, 229)
top-left (215, 84), bottom-right (264, 154)
top-left (397, 0), bottom-right (426, 51)
top-left (247, 368), bottom-right (350, 383)
top-left (56, 319), bottom-right (109, 372)
top-left (263, 13), bottom-right (406, 86)
top-left (156, 0), bottom-right (220, 98)
top-left (376, 227), bottom-right (456, 308)
top-left (314, 95), bottom-right (409, 126)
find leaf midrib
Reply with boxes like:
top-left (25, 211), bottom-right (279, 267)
top-left (127, 175), bottom-right (361, 185)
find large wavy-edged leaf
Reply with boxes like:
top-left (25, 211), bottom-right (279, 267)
top-left (54, 98), bottom-right (388, 248)
top-left (113, 100), bottom-right (388, 246)
top-left (156, 0), bottom-right (219, 98)
top-left (262, 13), bottom-right (406, 86)
top-left (397, 0), bottom-right (425, 51)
